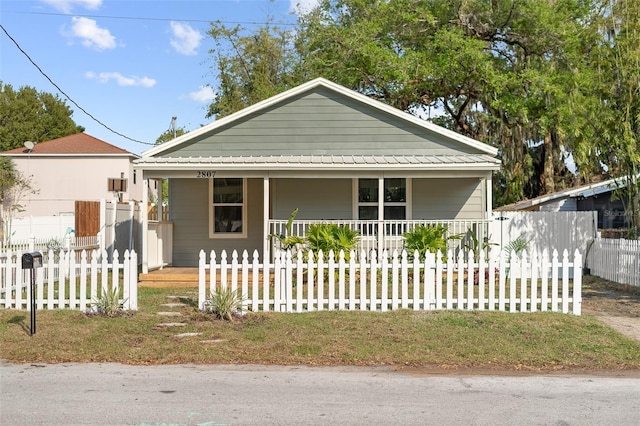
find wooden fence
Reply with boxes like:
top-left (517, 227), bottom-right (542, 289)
top-left (0, 249), bottom-right (138, 311)
top-left (588, 238), bottom-right (640, 287)
top-left (198, 248), bottom-right (582, 315)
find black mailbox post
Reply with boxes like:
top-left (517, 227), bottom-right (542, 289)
top-left (22, 252), bottom-right (43, 335)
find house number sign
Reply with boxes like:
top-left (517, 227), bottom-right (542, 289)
top-left (196, 171), bottom-right (215, 178)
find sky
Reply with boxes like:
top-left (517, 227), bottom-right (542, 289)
top-left (0, 0), bottom-right (319, 155)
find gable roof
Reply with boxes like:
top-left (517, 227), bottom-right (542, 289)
top-left (2, 133), bottom-right (137, 157)
top-left (495, 176), bottom-right (634, 211)
top-left (141, 78), bottom-right (499, 162)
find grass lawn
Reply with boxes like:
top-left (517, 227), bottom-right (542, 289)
top-left (1, 276), bottom-right (639, 371)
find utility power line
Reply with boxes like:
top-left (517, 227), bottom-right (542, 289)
top-left (0, 23), bottom-right (155, 146)
top-left (13, 11), bottom-right (296, 26)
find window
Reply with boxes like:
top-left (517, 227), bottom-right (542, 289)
top-left (358, 178), bottom-right (379, 220)
top-left (357, 178), bottom-right (407, 220)
top-left (357, 178), bottom-right (409, 235)
top-left (383, 178), bottom-right (406, 220)
top-left (210, 178), bottom-right (246, 238)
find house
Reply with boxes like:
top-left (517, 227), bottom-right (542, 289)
top-left (495, 176), bottom-right (637, 229)
top-left (1, 133), bottom-right (144, 218)
top-left (135, 78), bottom-right (501, 271)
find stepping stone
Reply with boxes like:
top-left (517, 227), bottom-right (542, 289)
top-left (154, 322), bottom-right (186, 328)
top-left (175, 332), bottom-right (202, 338)
top-left (157, 311), bottom-right (182, 317)
top-left (160, 303), bottom-right (186, 308)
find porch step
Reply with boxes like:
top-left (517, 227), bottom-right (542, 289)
top-left (139, 267), bottom-right (200, 288)
top-left (138, 267), bottom-right (275, 288)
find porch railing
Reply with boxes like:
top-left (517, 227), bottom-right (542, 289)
top-left (268, 219), bottom-right (490, 256)
top-left (148, 221), bottom-right (173, 270)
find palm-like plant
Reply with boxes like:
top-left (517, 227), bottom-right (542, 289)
top-left (306, 223), bottom-right (360, 260)
top-left (270, 208), bottom-right (305, 250)
top-left (403, 224), bottom-right (451, 260)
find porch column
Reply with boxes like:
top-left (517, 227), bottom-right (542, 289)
top-left (485, 176), bottom-right (493, 250)
top-left (378, 177), bottom-right (384, 256)
top-left (485, 176), bottom-right (493, 219)
top-left (263, 176), bottom-right (270, 262)
top-left (157, 178), bottom-right (163, 221)
top-left (141, 176), bottom-right (149, 273)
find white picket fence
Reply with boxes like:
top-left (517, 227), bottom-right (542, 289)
top-left (588, 238), bottom-right (640, 287)
top-left (198, 248), bottom-right (582, 315)
top-left (0, 249), bottom-right (138, 311)
top-left (0, 234), bottom-right (100, 255)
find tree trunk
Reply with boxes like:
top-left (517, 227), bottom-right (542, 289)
top-left (542, 132), bottom-right (555, 194)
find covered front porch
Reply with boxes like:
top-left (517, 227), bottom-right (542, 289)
top-left (140, 172), bottom-right (494, 273)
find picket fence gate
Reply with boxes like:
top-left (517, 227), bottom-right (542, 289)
top-left (198, 248), bottom-right (582, 315)
top-left (0, 249), bottom-right (138, 311)
top-left (588, 238), bottom-right (640, 287)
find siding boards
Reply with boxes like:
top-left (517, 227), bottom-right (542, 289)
top-left (170, 178), bottom-right (264, 266)
top-left (413, 178), bottom-right (483, 220)
top-left (162, 88), bottom-right (478, 158)
top-left (272, 179), bottom-right (352, 220)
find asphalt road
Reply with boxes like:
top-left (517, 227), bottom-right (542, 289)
top-left (1, 362), bottom-right (639, 425)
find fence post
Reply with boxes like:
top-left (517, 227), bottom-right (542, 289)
top-left (198, 250), bottom-right (206, 310)
top-left (573, 250), bottom-right (582, 315)
top-left (28, 234), bottom-right (35, 252)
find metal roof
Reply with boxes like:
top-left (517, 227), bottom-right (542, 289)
top-left (135, 154), bottom-right (500, 170)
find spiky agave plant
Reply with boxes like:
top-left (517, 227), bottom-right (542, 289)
top-left (206, 287), bottom-right (246, 321)
top-left (90, 287), bottom-right (128, 317)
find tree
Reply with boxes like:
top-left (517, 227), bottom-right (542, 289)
top-left (203, 0), bottom-right (637, 214)
top-left (0, 156), bottom-right (35, 244)
top-left (0, 82), bottom-right (84, 151)
top-left (155, 127), bottom-right (188, 145)
top-left (205, 20), bottom-right (303, 119)
top-left (578, 0), bottom-right (640, 236)
top-left (297, 0), bottom-right (594, 205)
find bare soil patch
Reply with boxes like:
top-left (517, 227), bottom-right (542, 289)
top-left (581, 275), bottom-right (640, 342)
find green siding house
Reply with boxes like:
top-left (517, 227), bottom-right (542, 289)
top-left (135, 78), bottom-right (501, 271)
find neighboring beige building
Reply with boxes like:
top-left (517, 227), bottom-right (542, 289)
top-left (1, 133), bottom-right (144, 217)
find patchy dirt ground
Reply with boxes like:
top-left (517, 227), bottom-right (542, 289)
top-left (581, 275), bottom-right (640, 342)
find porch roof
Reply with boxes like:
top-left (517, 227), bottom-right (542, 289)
top-left (135, 154), bottom-right (500, 171)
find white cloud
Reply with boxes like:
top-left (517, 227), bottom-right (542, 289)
top-left (189, 86), bottom-right (216, 102)
top-left (67, 17), bottom-right (116, 50)
top-left (169, 22), bottom-right (202, 56)
top-left (85, 71), bottom-right (156, 88)
top-left (290, 0), bottom-right (321, 16)
top-left (41, 0), bottom-right (102, 13)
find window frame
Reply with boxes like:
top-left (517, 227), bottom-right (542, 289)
top-left (209, 177), bottom-right (248, 239)
top-left (354, 178), bottom-right (411, 221)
